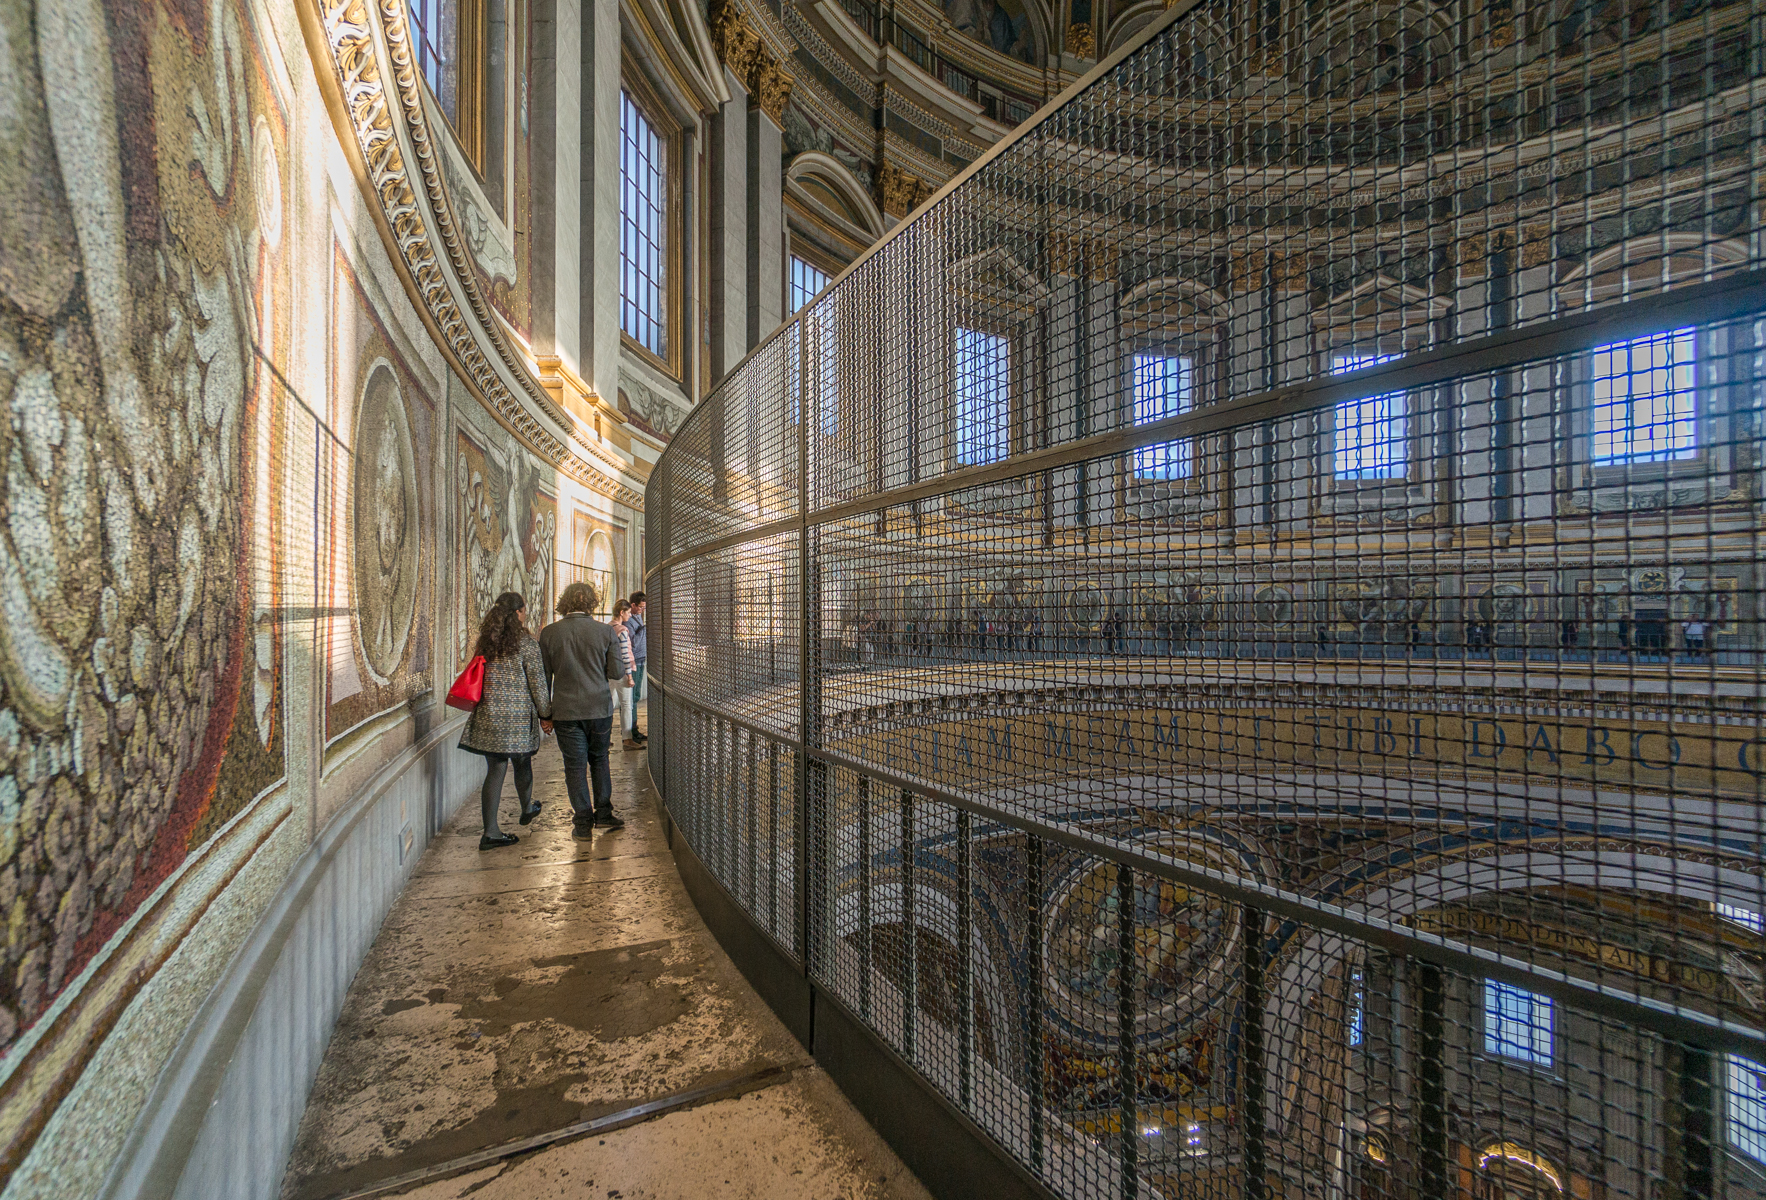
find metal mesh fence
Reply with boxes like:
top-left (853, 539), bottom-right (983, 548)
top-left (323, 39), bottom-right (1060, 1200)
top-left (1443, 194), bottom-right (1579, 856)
top-left (646, 1), bottom-right (1766, 1196)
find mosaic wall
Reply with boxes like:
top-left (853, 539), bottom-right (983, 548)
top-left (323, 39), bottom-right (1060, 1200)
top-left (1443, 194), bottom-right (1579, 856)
top-left (0, 0), bottom-right (638, 1193)
top-left (324, 250), bottom-right (439, 747)
top-left (0, 0), bottom-right (292, 1049)
top-left (456, 423), bottom-right (557, 650)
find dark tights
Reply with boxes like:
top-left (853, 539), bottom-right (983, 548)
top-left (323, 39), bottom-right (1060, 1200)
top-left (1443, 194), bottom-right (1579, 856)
top-left (480, 754), bottom-right (533, 835)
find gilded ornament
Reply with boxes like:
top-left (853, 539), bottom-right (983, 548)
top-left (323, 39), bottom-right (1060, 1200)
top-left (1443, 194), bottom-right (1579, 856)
top-left (710, 0), bottom-right (763, 86)
top-left (1519, 223), bottom-right (1553, 268)
top-left (875, 161), bottom-right (933, 217)
top-left (308, 0), bottom-right (644, 508)
top-left (1065, 21), bottom-right (1095, 58)
top-left (753, 53), bottom-right (795, 124)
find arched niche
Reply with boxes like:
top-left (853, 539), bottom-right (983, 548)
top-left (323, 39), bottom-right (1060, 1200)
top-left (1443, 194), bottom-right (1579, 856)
top-left (786, 151), bottom-right (886, 243)
top-left (939, 0), bottom-right (1049, 65)
top-left (1553, 234), bottom-right (1751, 313)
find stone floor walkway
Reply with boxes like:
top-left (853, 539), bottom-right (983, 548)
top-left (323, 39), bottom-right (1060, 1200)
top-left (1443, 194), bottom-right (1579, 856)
top-left (281, 727), bottom-right (930, 1200)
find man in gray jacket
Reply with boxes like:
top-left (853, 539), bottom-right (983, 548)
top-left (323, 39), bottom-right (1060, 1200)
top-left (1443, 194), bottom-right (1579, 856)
top-left (539, 582), bottom-right (632, 835)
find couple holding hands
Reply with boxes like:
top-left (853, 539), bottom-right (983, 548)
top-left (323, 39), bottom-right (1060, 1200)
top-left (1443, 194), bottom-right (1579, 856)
top-left (456, 582), bottom-right (641, 850)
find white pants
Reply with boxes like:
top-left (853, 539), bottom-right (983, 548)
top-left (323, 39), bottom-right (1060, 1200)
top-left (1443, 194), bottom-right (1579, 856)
top-left (611, 682), bottom-right (631, 730)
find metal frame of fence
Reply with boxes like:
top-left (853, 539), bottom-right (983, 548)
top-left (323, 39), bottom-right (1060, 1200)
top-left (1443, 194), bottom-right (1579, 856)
top-left (645, 1), bottom-right (1766, 1196)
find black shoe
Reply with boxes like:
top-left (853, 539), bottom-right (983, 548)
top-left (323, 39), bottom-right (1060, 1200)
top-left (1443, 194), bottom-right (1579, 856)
top-left (518, 802), bottom-right (542, 826)
top-left (478, 832), bottom-right (519, 851)
top-left (630, 730), bottom-right (647, 744)
top-left (595, 813), bottom-right (626, 830)
top-left (572, 820), bottom-right (595, 840)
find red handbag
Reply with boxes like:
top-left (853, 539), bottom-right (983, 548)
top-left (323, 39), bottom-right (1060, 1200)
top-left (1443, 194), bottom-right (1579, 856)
top-left (446, 656), bottom-right (486, 712)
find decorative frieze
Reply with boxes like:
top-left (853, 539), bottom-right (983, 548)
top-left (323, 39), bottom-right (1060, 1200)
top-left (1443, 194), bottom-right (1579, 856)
top-left (1519, 223), bottom-right (1553, 268)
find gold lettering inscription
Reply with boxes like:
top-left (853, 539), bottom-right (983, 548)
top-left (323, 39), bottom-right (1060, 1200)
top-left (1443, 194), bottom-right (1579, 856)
top-left (840, 708), bottom-right (1760, 798)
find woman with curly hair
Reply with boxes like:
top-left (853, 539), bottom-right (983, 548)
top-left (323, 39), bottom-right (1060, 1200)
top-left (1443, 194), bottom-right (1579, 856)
top-left (459, 591), bottom-right (552, 849)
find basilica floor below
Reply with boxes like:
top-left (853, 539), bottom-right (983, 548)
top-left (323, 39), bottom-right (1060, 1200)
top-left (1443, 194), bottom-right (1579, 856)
top-left (278, 726), bottom-right (928, 1200)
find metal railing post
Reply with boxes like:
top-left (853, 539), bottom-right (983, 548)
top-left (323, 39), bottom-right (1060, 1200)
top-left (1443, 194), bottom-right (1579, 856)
top-left (957, 808), bottom-right (974, 1109)
top-left (1241, 905), bottom-right (1267, 1200)
top-left (768, 742), bottom-right (780, 940)
top-left (858, 774), bottom-right (872, 1020)
top-left (1118, 864), bottom-right (1138, 1200)
top-left (901, 789), bottom-right (918, 1063)
top-left (797, 311), bottom-right (823, 978)
top-left (1415, 962), bottom-right (1448, 1200)
top-left (1026, 835), bottom-right (1044, 1172)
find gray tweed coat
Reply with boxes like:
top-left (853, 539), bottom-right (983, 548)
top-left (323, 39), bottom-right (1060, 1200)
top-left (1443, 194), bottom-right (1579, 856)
top-left (458, 638), bottom-right (552, 756)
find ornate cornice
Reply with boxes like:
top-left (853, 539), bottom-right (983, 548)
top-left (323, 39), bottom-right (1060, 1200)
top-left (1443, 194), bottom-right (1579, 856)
top-left (300, 0), bottom-right (644, 510)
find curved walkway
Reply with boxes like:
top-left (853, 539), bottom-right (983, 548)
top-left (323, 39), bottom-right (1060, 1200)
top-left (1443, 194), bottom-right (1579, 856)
top-left (280, 733), bottom-right (929, 1200)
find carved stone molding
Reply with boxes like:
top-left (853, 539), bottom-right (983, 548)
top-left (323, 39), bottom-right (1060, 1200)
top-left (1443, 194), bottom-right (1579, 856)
top-left (1519, 222), bottom-right (1553, 269)
top-left (710, 0), bottom-right (793, 123)
top-left (1047, 231), bottom-right (1123, 281)
top-left (875, 161), bottom-right (933, 218)
top-left (709, 0), bottom-right (762, 86)
top-left (301, 0), bottom-right (644, 510)
top-left (753, 57), bottom-right (795, 124)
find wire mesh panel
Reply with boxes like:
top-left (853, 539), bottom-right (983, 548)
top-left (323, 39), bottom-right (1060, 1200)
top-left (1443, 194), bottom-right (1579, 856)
top-left (647, 0), bottom-right (1766, 1196)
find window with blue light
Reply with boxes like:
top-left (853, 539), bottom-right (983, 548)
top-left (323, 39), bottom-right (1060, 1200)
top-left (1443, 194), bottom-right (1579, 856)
top-left (955, 329), bottom-right (1009, 465)
top-left (1731, 1055), bottom-right (1766, 1165)
top-left (814, 302), bottom-right (838, 439)
top-left (410, 0), bottom-right (451, 109)
top-left (1331, 352), bottom-right (1407, 479)
top-left (790, 256), bottom-right (829, 314)
top-left (620, 91), bottom-right (667, 357)
top-left (782, 303), bottom-right (838, 437)
top-left (1717, 903), bottom-right (1764, 934)
top-left (1483, 980), bottom-right (1554, 1065)
top-left (1348, 967), bottom-right (1364, 1047)
top-left (1590, 328), bottom-right (1697, 464)
top-left (1133, 353), bottom-right (1194, 479)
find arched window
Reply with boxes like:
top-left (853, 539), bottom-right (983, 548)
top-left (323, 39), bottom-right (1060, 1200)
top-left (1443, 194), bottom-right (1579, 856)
top-left (1330, 351), bottom-right (1406, 479)
top-left (1475, 1142), bottom-right (1565, 1198)
top-left (410, 0), bottom-right (487, 160)
top-left (618, 71), bottom-right (683, 375)
top-left (1131, 352), bottom-right (1193, 479)
top-left (620, 91), bottom-right (667, 357)
top-left (790, 257), bottom-right (829, 315)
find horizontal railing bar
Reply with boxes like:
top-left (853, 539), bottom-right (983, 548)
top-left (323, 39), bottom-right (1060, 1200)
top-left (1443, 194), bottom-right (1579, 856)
top-left (647, 267), bottom-right (1766, 584)
top-left (650, 677), bottom-right (1766, 1061)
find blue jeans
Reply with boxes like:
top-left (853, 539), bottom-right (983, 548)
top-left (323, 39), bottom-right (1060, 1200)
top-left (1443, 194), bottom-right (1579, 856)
top-left (626, 663), bottom-right (646, 732)
top-left (553, 718), bottom-right (613, 820)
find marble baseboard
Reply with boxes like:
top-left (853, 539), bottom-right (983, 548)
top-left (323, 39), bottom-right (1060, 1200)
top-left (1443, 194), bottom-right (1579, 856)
top-left (100, 721), bottom-right (479, 1200)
